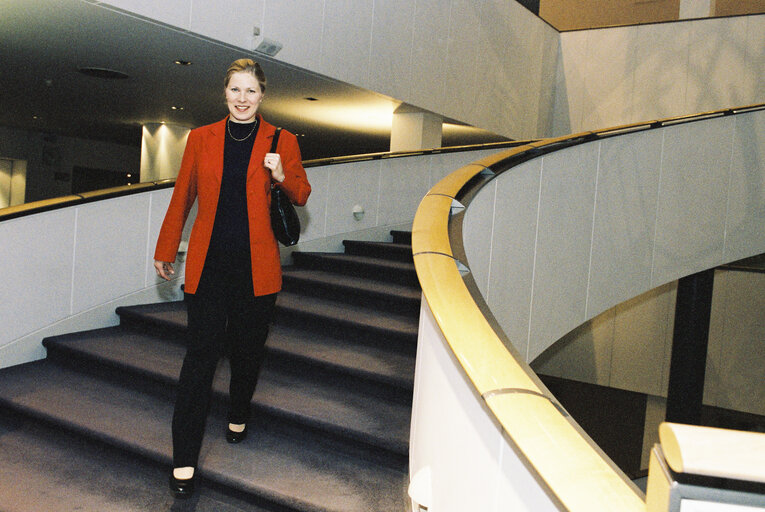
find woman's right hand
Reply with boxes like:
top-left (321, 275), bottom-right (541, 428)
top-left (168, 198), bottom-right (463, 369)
top-left (154, 260), bottom-right (175, 281)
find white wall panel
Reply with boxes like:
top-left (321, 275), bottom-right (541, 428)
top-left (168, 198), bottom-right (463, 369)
top-left (494, 432), bottom-right (562, 512)
top-left (410, 302), bottom-right (560, 512)
top-left (529, 144), bottom-right (599, 359)
top-left (556, 14), bottom-right (764, 135)
top-left (686, 17), bottom-right (751, 115)
top-left (407, 0), bottom-right (450, 114)
top-left (532, 308), bottom-right (616, 386)
top-left (190, 0), bottom-right (264, 50)
top-left (588, 131), bottom-right (662, 318)
top-left (146, 189), bottom-right (194, 302)
top-left (262, 0), bottom-right (324, 72)
top-left (473, 1), bottom-right (515, 138)
top-left (368, 0), bottom-right (415, 101)
top-left (301, 167), bottom-right (330, 242)
top-left (553, 31), bottom-right (588, 136)
top-left (377, 156), bottom-right (431, 226)
top-left (491, 0), bottom-right (537, 138)
top-left (320, 0), bottom-right (374, 89)
top-left (652, 118), bottom-right (734, 285)
top-left (0, 211), bottom-right (75, 345)
top-left (486, 161), bottom-right (541, 359)
top-left (533, 20), bottom-right (561, 139)
top-left (324, 159), bottom-right (381, 236)
top-left (747, 15), bottom-right (765, 102)
top-left (102, 0), bottom-right (192, 28)
top-left (724, 110), bottom-right (765, 262)
top-left (147, 189), bottom-right (173, 287)
top-left (463, 180), bottom-right (496, 297)
top-left (0, 159), bottom-right (11, 209)
top-left (632, 23), bottom-right (691, 123)
top-left (100, 0), bottom-right (558, 141)
top-left (610, 283), bottom-right (676, 396)
top-left (440, 0), bottom-right (482, 126)
top-left (72, 195), bottom-right (151, 313)
top-left (579, 27), bottom-right (638, 133)
top-left (704, 271), bottom-right (765, 416)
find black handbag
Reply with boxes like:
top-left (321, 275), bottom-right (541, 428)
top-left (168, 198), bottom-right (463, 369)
top-left (269, 128), bottom-right (301, 246)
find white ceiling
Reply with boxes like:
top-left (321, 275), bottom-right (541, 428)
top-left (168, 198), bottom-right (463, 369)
top-left (0, 0), bottom-right (508, 160)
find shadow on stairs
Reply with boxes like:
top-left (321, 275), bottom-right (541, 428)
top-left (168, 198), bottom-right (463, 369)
top-left (0, 230), bottom-right (419, 512)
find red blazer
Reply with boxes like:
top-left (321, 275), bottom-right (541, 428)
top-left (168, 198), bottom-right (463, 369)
top-left (154, 116), bottom-right (311, 296)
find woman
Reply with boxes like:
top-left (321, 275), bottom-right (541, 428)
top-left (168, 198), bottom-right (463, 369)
top-left (154, 58), bottom-right (311, 498)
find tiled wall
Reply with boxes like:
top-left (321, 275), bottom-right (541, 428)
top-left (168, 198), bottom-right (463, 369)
top-left (553, 14), bottom-right (765, 135)
top-left (97, 0), bottom-right (559, 140)
top-left (0, 147), bottom-right (498, 369)
top-left (463, 109), bottom-right (765, 415)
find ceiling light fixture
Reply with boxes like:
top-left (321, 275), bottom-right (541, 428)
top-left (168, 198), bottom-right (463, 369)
top-left (304, 97), bottom-right (318, 101)
top-left (174, 60), bottom-right (192, 66)
top-left (252, 37), bottom-right (282, 56)
top-left (77, 67), bottom-right (129, 80)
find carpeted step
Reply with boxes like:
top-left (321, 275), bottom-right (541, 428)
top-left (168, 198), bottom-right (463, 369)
top-left (0, 361), bottom-right (408, 512)
top-left (117, 296), bottom-right (419, 355)
top-left (42, 327), bottom-right (411, 467)
top-left (268, 324), bottom-right (415, 391)
top-left (341, 241), bottom-right (413, 263)
top-left (112, 301), bottom-right (415, 391)
top-left (275, 292), bottom-right (418, 352)
top-left (291, 252), bottom-right (418, 287)
top-left (390, 230), bottom-right (412, 245)
top-left (281, 267), bottom-right (421, 317)
top-left (0, 413), bottom-right (273, 512)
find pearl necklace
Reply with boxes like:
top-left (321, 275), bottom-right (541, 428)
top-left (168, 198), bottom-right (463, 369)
top-left (227, 118), bottom-right (258, 141)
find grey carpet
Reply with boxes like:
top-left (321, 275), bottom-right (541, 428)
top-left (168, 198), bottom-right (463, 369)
top-left (0, 235), bottom-right (418, 511)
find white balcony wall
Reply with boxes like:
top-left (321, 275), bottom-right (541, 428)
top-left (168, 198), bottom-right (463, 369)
top-left (97, 0), bottom-right (559, 140)
top-left (553, 14), bottom-right (765, 135)
top-left (463, 109), bottom-right (765, 412)
top-left (0, 147), bottom-right (498, 370)
top-left (96, 2), bottom-right (762, 141)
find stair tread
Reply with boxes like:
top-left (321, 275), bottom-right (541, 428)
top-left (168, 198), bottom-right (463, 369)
top-left (270, 324), bottom-right (415, 388)
top-left (295, 252), bottom-right (416, 272)
top-left (0, 415), bottom-right (273, 512)
top-left (119, 294), bottom-right (419, 340)
top-left (277, 292), bottom-right (419, 338)
top-left (0, 361), bottom-right (407, 512)
top-left (342, 241), bottom-right (413, 258)
top-left (43, 326), bottom-right (411, 453)
top-left (282, 267), bottom-right (421, 300)
top-left (107, 301), bottom-right (416, 386)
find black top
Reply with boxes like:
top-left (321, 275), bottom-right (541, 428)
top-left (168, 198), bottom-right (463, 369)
top-left (203, 118), bottom-right (259, 275)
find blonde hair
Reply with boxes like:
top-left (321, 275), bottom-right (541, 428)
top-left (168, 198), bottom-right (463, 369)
top-left (224, 58), bottom-right (266, 93)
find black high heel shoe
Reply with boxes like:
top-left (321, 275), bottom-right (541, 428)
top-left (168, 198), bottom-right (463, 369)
top-left (226, 424), bottom-right (248, 444)
top-left (168, 473), bottom-right (195, 499)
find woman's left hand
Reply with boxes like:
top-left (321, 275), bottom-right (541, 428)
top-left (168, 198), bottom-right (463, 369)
top-left (264, 153), bottom-right (285, 183)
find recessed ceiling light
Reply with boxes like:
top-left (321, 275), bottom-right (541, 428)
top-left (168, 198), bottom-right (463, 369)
top-left (171, 106), bottom-right (184, 111)
top-left (174, 60), bottom-right (192, 66)
top-left (77, 67), bottom-right (129, 79)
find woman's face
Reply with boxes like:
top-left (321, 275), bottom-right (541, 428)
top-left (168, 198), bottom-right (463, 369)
top-left (225, 71), bottom-right (263, 123)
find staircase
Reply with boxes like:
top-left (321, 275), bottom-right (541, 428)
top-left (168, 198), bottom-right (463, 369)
top-left (0, 231), bottom-right (418, 512)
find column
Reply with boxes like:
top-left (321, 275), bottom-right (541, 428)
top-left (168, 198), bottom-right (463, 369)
top-left (140, 123), bottom-right (191, 182)
top-left (679, 0), bottom-right (712, 19)
top-left (665, 269), bottom-right (715, 425)
top-left (390, 109), bottom-right (442, 152)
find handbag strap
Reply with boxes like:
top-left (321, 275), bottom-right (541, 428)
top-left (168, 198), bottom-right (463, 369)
top-left (270, 127), bottom-right (282, 153)
top-left (269, 127), bottom-right (282, 189)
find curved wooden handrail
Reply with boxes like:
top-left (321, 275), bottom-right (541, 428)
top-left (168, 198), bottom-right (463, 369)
top-left (411, 102), bottom-right (764, 511)
top-left (0, 141), bottom-right (530, 224)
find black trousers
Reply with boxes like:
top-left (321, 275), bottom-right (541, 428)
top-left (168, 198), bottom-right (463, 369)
top-left (171, 266), bottom-right (277, 468)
